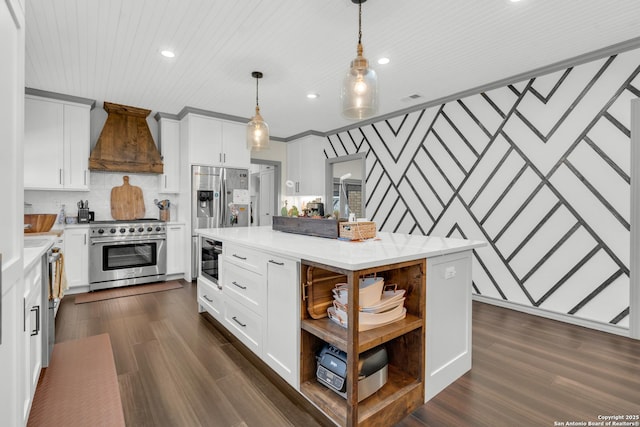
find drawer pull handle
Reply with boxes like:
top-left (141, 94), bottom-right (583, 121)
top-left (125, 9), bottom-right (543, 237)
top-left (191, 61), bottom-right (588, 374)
top-left (268, 260), bottom-right (284, 266)
top-left (232, 281), bottom-right (247, 290)
top-left (232, 254), bottom-right (247, 260)
top-left (203, 295), bottom-right (213, 303)
top-left (232, 316), bottom-right (247, 327)
top-left (31, 305), bottom-right (40, 336)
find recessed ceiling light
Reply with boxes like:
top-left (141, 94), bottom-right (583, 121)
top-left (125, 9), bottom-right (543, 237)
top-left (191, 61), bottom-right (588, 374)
top-left (377, 57), bottom-right (390, 65)
top-left (160, 50), bottom-right (175, 58)
top-left (307, 93), bottom-right (319, 99)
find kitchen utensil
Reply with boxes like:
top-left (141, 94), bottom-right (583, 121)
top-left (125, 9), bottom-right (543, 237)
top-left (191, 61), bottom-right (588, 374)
top-left (110, 176), bottom-right (145, 220)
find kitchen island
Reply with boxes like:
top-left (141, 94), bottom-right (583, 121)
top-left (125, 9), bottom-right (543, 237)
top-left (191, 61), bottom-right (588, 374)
top-left (195, 226), bottom-right (485, 426)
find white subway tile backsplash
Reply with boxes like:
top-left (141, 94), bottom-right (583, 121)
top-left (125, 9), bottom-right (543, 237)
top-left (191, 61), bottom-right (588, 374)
top-left (24, 171), bottom-right (179, 221)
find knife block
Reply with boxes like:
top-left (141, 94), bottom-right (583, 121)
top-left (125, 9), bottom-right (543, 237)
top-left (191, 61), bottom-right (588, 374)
top-left (77, 208), bottom-right (90, 223)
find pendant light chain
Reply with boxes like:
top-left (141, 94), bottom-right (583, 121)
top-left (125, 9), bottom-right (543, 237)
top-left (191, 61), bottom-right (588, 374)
top-left (255, 76), bottom-right (260, 108)
top-left (358, 2), bottom-right (362, 45)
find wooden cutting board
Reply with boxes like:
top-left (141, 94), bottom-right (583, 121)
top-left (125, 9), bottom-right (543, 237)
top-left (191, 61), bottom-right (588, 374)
top-left (110, 176), bottom-right (145, 220)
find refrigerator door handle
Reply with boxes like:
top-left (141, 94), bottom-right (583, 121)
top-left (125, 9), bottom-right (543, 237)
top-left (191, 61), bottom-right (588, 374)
top-left (218, 169), bottom-right (225, 227)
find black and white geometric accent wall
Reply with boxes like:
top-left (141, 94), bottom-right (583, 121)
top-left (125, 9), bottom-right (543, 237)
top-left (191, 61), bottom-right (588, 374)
top-left (323, 49), bottom-right (640, 328)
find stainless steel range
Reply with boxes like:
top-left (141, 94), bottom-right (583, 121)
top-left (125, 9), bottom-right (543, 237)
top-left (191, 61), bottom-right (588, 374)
top-left (88, 219), bottom-right (167, 291)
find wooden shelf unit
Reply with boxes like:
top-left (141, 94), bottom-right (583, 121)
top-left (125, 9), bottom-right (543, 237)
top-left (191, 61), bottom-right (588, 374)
top-left (299, 259), bottom-right (426, 427)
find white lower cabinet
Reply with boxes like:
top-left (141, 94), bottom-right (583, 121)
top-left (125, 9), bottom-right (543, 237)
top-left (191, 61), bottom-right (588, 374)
top-left (197, 276), bottom-right (224, 323)
top-left (224, 297), bottom-right (262, 355)
top-left (21, 257), bottom-right (43, 426)
top-left (64, 226), bottom-right (89, 290)
top-left (264, 255), bottom-right (299, 389)
top-left (197, 240), bottom-right (300, 389)
top-left (222, 261), bottom-right (265, 315)
top-left (166, 224), bottom-right (185, 275)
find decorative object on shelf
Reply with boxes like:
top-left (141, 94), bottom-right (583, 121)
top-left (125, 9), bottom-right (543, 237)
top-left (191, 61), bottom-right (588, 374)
top-left (272, 216), bottom-right (340, 239)
top-left (338, 221), bottom-right (376, 240)
top-left (281, 200), bottom-right (288, 217)
top-left (341, 0), bottom-right (378, 120)
top-left (247, 71), bottom-right (270, 151)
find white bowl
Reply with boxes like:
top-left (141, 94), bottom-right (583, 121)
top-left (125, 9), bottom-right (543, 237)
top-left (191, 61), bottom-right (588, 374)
top-left (332, 277), bottom-right (384, 308)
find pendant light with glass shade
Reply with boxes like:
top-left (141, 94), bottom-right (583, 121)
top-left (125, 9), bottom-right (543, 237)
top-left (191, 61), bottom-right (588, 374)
top-left (341, 0), bottom-right (378, 120)
top-left (247, 71), bottom-right (269, 151)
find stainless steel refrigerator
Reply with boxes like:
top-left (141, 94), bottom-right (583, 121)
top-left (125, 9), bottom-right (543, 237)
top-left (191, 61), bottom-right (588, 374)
top-left (191, 165), bottom-right (249, 278)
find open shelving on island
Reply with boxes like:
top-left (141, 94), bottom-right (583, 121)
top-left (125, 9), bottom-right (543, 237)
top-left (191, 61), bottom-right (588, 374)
top-left (299, 258), bottom-right (426, 427)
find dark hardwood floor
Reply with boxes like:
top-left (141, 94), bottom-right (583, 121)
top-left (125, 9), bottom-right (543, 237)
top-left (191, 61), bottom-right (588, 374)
top-left (56, 281), bottom-right (640, 427)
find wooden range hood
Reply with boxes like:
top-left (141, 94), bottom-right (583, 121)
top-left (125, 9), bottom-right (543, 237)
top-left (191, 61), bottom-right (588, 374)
top-left (89, 102), bottom-right (163, 174)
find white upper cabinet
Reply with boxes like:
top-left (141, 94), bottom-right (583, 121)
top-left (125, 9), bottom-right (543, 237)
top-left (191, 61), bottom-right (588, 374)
top-left (24, 95), bottom-right (91, 191)
top-left (286, 135), bottom-right (325, 196)
top-left (182, 113), bottom-right (250, 168)
top-left (221, 121), bottom-right (251, 168)
top-left (157, 116), bottom-right (180, 193)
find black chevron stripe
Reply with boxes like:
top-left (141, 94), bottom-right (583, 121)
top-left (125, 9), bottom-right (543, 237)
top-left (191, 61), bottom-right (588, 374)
top-left (528, 67), bottom-right (573, 104)
top-left (582, 136), bottom-right (629, 184)
top-left (535, 244), bottom-right (601, 307)
top-left (568, 269), bottom-right (625, 314)
top-left (385, 114), bottom-right (409, 137)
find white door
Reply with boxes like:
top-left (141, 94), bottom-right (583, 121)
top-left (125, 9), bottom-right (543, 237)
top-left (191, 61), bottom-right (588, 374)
top-left (259, 169), bottom-right (275, 225)
top-left (0, 1), bottom-right (25, 426)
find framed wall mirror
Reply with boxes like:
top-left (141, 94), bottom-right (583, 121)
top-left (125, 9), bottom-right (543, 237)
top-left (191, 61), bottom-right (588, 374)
top-left (325, 153), bottom-right (366, 220)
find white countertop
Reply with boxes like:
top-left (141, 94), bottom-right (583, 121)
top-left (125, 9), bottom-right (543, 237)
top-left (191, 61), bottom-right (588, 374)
top-left (23, 235), bottom-right (57, 271)
top-left (196, 226), bottom-right (486, 270)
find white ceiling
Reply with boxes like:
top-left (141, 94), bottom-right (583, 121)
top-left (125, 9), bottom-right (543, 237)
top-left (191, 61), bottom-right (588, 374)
top-left (25, 0), bottom-right (640, 140)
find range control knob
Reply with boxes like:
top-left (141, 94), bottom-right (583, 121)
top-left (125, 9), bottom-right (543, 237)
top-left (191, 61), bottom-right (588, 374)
top-left (110, 228), bottom-right (116, 234)
top-left (119, 228), bottom-right (126, 233)
top-left (129, 227), bottom-right (135, 232)
top-left (155, 226), bottom-right (162, 231)
top-left (138, 227), bottom-right (144, 232)
top-left (98, 229), bottom-right (105, 234)
top-left (147, 227), bottom-right (153, 232)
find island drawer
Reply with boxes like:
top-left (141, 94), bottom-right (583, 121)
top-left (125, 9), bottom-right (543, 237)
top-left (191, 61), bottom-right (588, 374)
top-left (197, 277), bottom-right (223, 322)
top-left (224, 297), bottom-right (262, 356)
top-left (224, 242), bottom-right (265, 274)
top-left (222, 261), bottom-right (265, 315)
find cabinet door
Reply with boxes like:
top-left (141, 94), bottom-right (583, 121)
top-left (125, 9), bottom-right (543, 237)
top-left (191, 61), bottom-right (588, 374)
top-left (63, 103), bottom-right (90, 190)
top-left (286, 142), bottom-right (302, 195)
top-left (188, 115), bottom-right (222, 165)
top-left (159, 118), bottom-right (180, 192)
top-left (221, 121), bottom-right (251, 168)
top-left (21, 259), bottom-right (42, 424)
top-left (166, 224), bottom-right (185, 275)
top-left (298, 136), bottom-right (325, 196)
top-left (64, 227), bottom-right (89, 289)
top-left (259, 168), bottom-right (274, 226)
top-left (24, 97), bottom-right (64, 189)
top-left (28, 276), bottom-right (42, 409)
top-left (264, 255), bottom-right (299, 388)
top-left (286, 136), bottom-right (325, 196)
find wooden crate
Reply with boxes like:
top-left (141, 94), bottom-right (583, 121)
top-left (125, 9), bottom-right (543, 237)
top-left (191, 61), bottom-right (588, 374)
top-left (339, 221), bottom-right (376, 240)
top-left (272, 216), bottom-right (339, 239)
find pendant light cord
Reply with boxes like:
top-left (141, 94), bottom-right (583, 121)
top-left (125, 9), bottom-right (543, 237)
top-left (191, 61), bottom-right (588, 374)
top-left (255, 77), bottom-right (260, 108)
top-left (358, 2), bottom-right (362, 44)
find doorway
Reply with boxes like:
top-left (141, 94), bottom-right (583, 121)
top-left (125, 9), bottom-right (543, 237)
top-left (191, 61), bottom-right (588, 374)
top-left (250, 159), bottom-right (281, 226)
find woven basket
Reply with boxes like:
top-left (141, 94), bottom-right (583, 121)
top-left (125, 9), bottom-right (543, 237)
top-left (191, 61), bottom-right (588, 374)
top-left (339, 221), bottom-right (376, 240)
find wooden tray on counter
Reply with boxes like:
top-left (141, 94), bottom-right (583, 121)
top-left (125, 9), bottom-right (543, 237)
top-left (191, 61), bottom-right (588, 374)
top-left (272, 216), bottom-right (339, 239)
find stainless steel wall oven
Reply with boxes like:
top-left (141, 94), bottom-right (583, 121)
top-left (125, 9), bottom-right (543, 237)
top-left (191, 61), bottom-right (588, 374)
top-left (89, 220), bottom-right (167, 291)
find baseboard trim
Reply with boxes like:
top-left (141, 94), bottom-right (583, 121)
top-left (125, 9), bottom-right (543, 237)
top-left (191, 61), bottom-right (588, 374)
top-left (472, 295), bottom-right (631, 338)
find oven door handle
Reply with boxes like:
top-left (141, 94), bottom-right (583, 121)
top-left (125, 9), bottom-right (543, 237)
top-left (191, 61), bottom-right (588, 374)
top-left (90, 237), bottom-right (166, 245)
